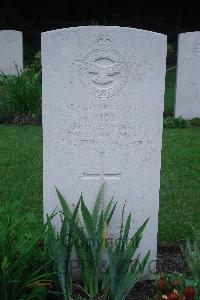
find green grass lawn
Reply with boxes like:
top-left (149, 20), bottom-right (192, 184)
top-left (0, 124), bottom-right (199, 243)
top-left (159, 128), bottom-right (200, 242)
top-left (0, 125), bottom-right (42, 217)
top-left (164, 68), bottom-right (176, 117)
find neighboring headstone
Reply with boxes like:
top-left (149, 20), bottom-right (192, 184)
top-left (42, 26), bottom-right (167, 271)
top-left (0, 30), bottom-right (23, 75)
top-left (175, 32), bottom-right (200, 119)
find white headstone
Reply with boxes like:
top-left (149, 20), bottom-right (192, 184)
top-left (0, 30), bottom-right (23, 75)
top-left (42, 26), bottom-right (167, 271)
top-left (175, 32), bottom-right (200, 119)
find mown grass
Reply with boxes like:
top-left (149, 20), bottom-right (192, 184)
top-left (0, 125), bottom-right (42, 217)
top-left (0, 124), bottom-right (199, 243)
top-left (159, 128), bottom-right (200, 243)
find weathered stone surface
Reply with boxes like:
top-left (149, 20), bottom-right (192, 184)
top-left (0, 30), bottom-right (23, 74)
top-left (42, 26), bottom-right (167, 270)
top-left (176, 32), bottom-right (200, 119)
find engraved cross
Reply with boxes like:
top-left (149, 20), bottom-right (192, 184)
top-left (191, 82), bottom-right (200, 86)
top-left (83, 151), bottom-right (121, 183)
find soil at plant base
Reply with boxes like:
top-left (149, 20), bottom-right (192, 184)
top-left (46, 244), bottom-right (189, 300)
top-left (1, 115), bottom-right (41, 125)
top-left (126, 244), bottom-right (189, 300)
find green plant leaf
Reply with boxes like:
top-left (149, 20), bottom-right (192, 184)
top-left (56, 187), bottom-right (73, 219)
top-left (81, 197), bottom-right (96, 244)
top-left (92, 183), bottom-right (104, 226)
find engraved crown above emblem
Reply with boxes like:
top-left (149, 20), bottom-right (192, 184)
top-left (73, 35), bottom-right (131, 98)
top-left (95, 35), bottom-right (113, 50)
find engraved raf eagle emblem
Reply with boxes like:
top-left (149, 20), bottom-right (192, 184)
top-left (81, 61), bottom-right (125, 85)
top-left (73, 35), bottom-right (131, 98)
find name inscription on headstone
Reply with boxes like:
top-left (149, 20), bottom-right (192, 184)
top-left (65, 102), bottom-right (152, 149)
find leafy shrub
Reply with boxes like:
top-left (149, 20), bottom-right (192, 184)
top-left (167, 44), bottom-right (176, 66)
top-left (46, 185), bottom-right (150, 299)
top-left (71, 185), bottom-right (116, 299)
top-left (32, 51), bottom-right (41, 73)
top-left (45, 195), bottom-right (81, 300)
top-left (164, 117), bottom-right (188, 128)
top-left (106, 207), bottom-right (150, 300)
top-left (0, 111), bottom-right (12, 123)
top-left (0, 65), bottom-right (41, 120)
top-left (164, 117), bottom-right (200, 129)
top-left (190, 118), bottom-right (200, 127)
top-left (0, 201), bottom-right (51, 299)
top-left (183, 225), bottom-right (200, 281)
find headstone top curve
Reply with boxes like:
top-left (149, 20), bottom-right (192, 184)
top-left (41, 26), bottom-right (166, 40)
top-left (0, 30), bottom-right (22, 34)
